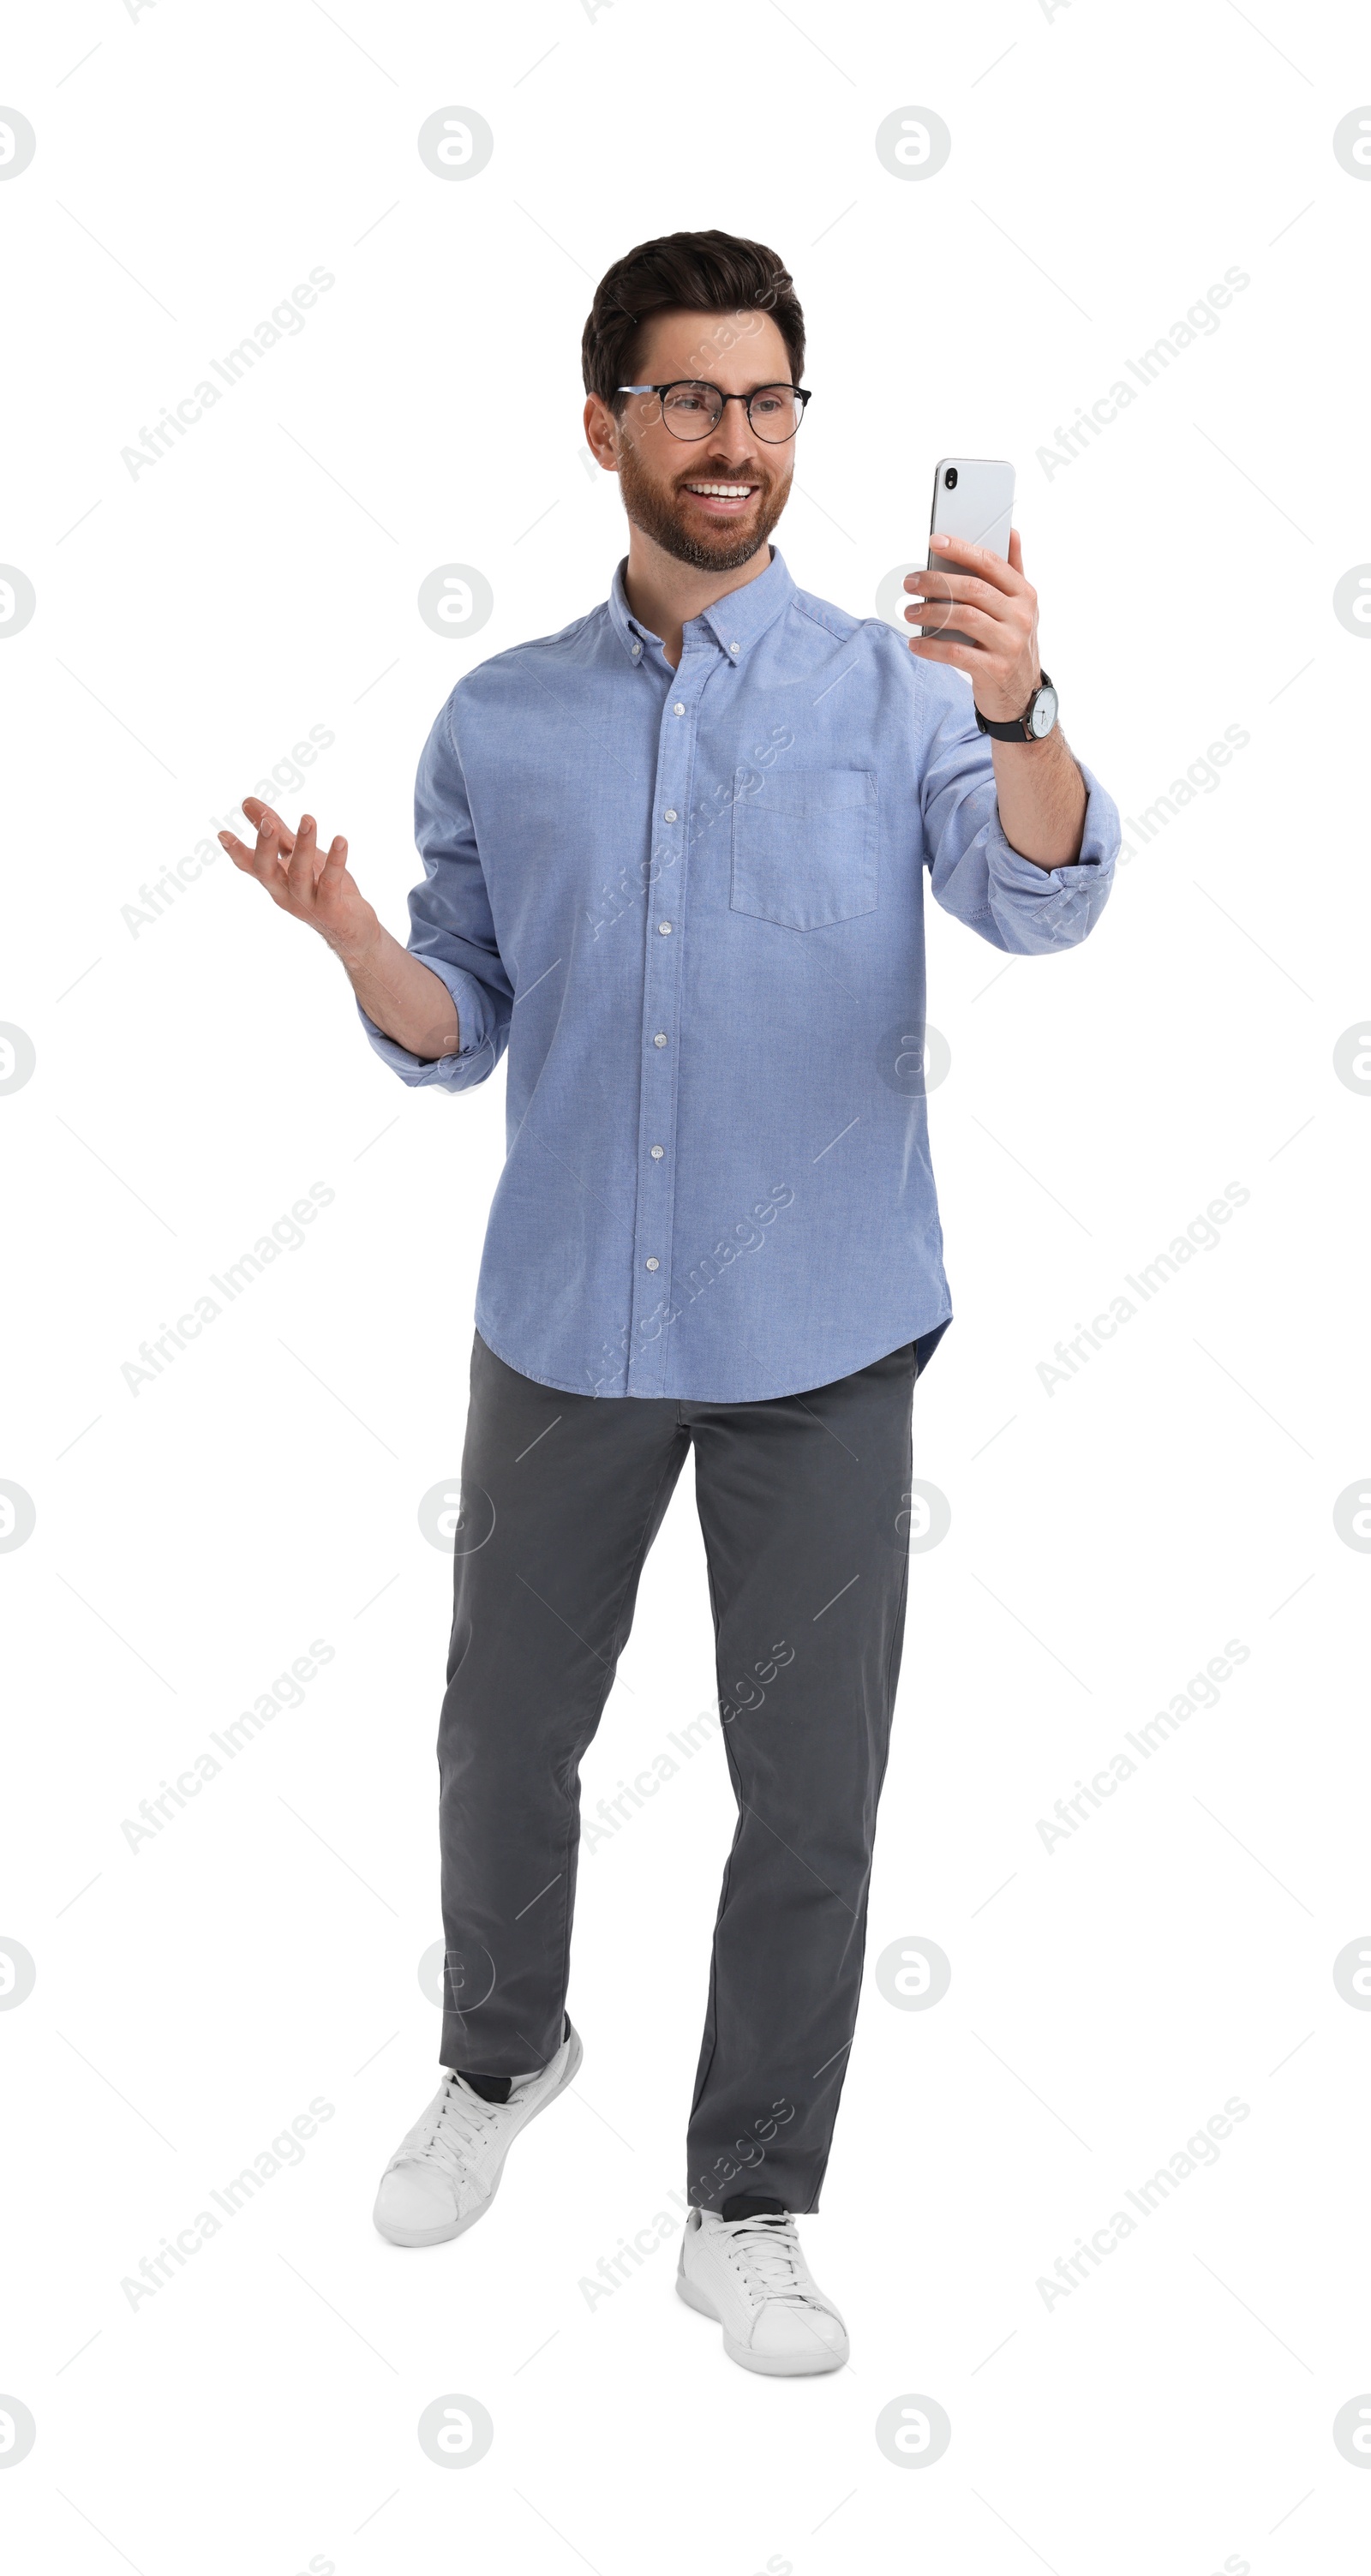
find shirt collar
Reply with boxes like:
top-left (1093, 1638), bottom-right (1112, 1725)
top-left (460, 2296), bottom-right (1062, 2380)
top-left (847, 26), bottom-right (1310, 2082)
top-left (608, 546), bottom-right (796, 666)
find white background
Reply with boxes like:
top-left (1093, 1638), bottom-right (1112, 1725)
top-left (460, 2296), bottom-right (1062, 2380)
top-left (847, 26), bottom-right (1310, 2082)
top-left (3, 1), bottom-right (1369, 2568)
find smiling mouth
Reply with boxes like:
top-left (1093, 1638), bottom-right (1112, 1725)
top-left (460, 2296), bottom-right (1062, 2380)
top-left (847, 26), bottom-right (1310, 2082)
top-left (682, 481), bottom-right (759, 506)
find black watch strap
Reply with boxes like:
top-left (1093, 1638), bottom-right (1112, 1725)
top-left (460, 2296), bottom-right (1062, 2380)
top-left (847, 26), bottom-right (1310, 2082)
top-left (975, 670), bottom-right (1054, 742)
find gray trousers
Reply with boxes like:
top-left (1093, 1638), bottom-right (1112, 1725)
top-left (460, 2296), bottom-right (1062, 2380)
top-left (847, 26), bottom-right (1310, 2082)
top-left (438, 1324), bottom-right (942, 2212)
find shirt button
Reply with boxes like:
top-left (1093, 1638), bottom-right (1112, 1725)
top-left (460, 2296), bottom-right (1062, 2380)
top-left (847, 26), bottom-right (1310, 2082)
top-left (653, 1032), bottom-right (668, 1048)
top-left (663, 809), bottom-right (678, 823)
top-left (657, 920), bottom-right (672, 934)
top-left (728, 642), bottom-right (739, 655)
top-left (631, 641), bottom-right (641, 657)
top-left (674, 702), bottom-right (686, 716)
top-left (650, 1144), bottom-right (664, 1159)
top-left (645, 1256), bottom-right (660, 1272)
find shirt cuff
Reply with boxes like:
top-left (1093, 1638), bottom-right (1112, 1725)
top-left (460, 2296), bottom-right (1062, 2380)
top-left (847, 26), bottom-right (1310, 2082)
top-left (985, 757), bottom-right (1121, 895)
top-left (356, 956), bottom-right (497, 1090)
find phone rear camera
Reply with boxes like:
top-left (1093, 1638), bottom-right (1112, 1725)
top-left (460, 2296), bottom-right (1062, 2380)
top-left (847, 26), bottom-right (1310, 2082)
top-left (944, 467), bottom-right (958, 489)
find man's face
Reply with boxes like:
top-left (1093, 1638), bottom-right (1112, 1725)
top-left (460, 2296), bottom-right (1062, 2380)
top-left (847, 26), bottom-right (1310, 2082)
top-left (599, 308), bottom-right (799, 572)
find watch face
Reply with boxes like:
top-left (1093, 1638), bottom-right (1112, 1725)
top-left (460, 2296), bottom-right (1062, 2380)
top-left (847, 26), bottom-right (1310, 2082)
top-left (1030, 686), bottom-right (1058, 738)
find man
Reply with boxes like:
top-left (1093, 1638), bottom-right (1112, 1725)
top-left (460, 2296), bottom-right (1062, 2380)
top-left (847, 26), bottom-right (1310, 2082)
top-left (222, 230), bottom-right (1119, 2376)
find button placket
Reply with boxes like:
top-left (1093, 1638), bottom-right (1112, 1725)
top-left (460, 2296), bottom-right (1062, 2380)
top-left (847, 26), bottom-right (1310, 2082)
top-left (625, 647), bottom-right (708, 1391)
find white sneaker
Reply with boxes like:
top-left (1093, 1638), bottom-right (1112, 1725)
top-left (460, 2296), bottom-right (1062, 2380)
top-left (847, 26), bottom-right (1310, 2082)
top-left (373, 2023), bottom-right (582, 2247)
top-left (676, 2207), bottom-right (849, 2375)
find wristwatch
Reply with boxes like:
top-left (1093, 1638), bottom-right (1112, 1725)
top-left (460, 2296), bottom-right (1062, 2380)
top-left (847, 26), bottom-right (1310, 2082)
top-left (974, 670), bottom-right (1058, 743)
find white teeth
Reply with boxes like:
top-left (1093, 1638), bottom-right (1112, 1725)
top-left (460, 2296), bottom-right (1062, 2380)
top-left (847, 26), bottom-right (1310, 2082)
top-left (687, 483), bottom-right (753, 497)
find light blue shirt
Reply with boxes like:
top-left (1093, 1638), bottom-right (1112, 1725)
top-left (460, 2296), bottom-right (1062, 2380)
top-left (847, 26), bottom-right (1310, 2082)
top-left (360, 548), bottom-right (1119, 1400)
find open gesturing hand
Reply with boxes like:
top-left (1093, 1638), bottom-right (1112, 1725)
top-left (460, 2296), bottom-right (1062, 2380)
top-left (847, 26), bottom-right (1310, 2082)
top-left (219, 797), bottom-right (379, 965)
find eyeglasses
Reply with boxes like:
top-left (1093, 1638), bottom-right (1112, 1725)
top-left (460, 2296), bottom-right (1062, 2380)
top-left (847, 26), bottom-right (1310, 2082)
top-left (616, 380), bottom-right (812, 444)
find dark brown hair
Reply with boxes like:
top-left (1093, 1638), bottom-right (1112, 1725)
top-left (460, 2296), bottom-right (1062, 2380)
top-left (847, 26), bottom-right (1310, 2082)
top-left (581, 229), bottom-right (805, 410)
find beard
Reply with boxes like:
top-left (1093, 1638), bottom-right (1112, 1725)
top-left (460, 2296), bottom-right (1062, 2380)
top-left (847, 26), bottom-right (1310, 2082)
top-left (615, 436), bottom-right (791, 572)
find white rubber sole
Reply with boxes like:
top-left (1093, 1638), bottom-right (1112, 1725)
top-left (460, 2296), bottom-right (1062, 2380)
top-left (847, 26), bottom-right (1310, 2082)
top-left (373, 2026), bottom-right (584, 2249)
top-left (675, 2264), bottom-right (848, 2375)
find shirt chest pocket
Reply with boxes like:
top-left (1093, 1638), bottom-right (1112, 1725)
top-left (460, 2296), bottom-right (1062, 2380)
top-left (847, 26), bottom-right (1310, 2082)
top-left (729, 768), bottom-right (878, 932)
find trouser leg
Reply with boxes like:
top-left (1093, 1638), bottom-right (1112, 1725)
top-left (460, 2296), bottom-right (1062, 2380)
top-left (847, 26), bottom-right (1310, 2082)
top-left (438, 1334), bottom-right (688, 2075)
top-left (683, 1339), bottom-right (919, 2212)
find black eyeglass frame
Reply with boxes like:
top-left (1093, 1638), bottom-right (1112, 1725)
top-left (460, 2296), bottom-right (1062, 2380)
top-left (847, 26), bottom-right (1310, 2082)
top-left (615, 380), bottom-right (813, 442)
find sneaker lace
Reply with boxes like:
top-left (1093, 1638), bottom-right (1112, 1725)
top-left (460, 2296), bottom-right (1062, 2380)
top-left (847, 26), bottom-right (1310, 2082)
top-left (387, 2075), bottom-right (507, 2179)
top-left (721, 2213), bottom-right (815, 2306)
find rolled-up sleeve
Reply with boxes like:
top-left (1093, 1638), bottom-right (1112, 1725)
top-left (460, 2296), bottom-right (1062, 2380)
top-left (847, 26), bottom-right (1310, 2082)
top-left (356, 686), bottom-right (514, 1091)
top-left (918, 663), bottom-right (1120, 956)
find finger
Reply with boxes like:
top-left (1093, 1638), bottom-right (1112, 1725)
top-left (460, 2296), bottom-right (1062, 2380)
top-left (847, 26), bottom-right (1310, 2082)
top-left (922, 530), bottom-right (1023, 595)
top-left (257, 810), bottom-right (302, 902)
top-left (905, 572), bottom-right (1014, 611)
top-left (907, 599), bottom-right (1006, 646)
top-left (219, 829), bottom-right (264, 875)
top-left (906, 635), bottom-right (981, 672)
top-left (219, 817), bottom-right (286, 894)
top-left (243, 798), bottom-right (296, 858)
top-left (319, 835), bottom-right (349, 890)
top-left (286, 812), bottom-right (320, 899)
top-left (1008, 527), bottom-right (1024, 573)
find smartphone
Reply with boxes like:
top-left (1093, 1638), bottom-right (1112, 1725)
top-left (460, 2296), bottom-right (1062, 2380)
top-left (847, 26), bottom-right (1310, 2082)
top-left (919, 457), bottom-right (1015, 649)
